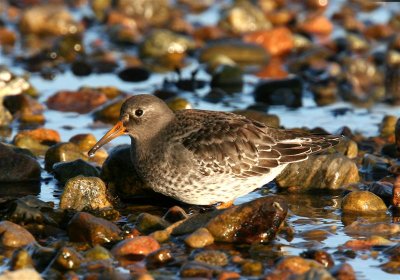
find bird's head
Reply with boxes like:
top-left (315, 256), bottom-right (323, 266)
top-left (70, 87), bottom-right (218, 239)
top-left (88, 94), bottom-right (174, 156)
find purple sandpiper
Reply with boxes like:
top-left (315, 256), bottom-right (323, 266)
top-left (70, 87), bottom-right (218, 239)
top-left (88, 94), bottom-right (341, 207)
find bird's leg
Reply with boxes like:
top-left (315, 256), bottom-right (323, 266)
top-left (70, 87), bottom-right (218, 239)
top-left (215, 200), bottom-right (234, 209)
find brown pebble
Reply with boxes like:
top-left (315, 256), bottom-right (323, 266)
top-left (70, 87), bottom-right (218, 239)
top-left (0, 221), bottom-right (36, 248)
top-left (341, 191), bottom-right (387, 213)
top-left (184, 227), bottom-right (214, 248)
top-left (111, 236), bottom-right (160, 258)
top-left (392, 175), bottom-right (400, 208)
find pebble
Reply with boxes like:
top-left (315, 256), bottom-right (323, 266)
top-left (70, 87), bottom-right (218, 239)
top-left (0, 143), bottom-right (41, 183)
top-left (146, 249), bottom-right (173, 269)
top-left (206, 196), bottom-right (287, 243)
top-left (162, 205), bottom-right (188, 223)
top-left (44, 142), bottom-right (87, 171)
top-left (241, 260), bottom-right (263, 276)
top-left (329, 263), bottom-right (356, 280)
top-left (345, 220), bottom-right (400, 236)
top-left (85, 245), bottom-right (113, 261)
top-left (275, 256), bottom-right (323, 275)
top-left (244, 27), bottom-right (294, 56)
top-left (341, 191), bottom-right (387, 214)
top-left (60, 175), bottom-right (113, 211)
top-left (53, 159), bottom-right (100, 185)
top-left (47, 89), bottom-right (108, 114)
top-left (184, 227), bottom-right (215, 248)
top-left (379, 115), bottom-right (397, 138)
top-left (135, 213), bottom-right (170, 234)
top-left (111, 236), bottom-right (160, 258)
top-left (0, 269), bottom-right (43, 280)
top-left (276, 154), bottom-right (359, 191)
top-left (13, 128), bottom-right (60, 155)
top-left (0, 221), bottom-right (36, 248)
top-left (51, 247), bottom-right (84, 270)
top-left (179, 261), bottom-right (215, 278)
top-left (194, 250), bottom-right (228, 267)
top-left (68, 212), bottom-right (121, 245)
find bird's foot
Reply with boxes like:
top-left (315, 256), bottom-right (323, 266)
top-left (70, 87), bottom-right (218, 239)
top-left (215, 200), bottom-right (234, 209)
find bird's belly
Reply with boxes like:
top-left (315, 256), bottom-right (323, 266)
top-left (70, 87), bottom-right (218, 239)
top-left (148, 164), bottom-right (288, 205)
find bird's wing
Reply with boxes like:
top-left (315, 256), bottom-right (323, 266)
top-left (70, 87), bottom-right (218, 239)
top-left (173, 110), bottom-right (341, 178)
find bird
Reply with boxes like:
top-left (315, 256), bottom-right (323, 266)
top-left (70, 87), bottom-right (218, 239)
top-left (88, 94), bottom-right (341, 207)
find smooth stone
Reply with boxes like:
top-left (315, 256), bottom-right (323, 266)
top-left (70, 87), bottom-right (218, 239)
top-left (253, 76), bottom-right (303, 108)
top-left (361, 154), bottom-right (390, 181)
top-left (165, 97), bottom-right (192, 111)
top-left (51, 247), bottom-right (84, 270)
top-left (71, 60), bottom-right (92, 76)
top-left (344, 220), bottom-right (400, 236)
top-left (68, 212), bottom-right (121, 245)
top-left (300, 250), bottom-right (334, 268)
top-left (162, 206), bottom-right (188, 223)
top-left (13, 128), bottom-right (60, 155)
top-left (341, 191), bottom-right (387, 214)
top-left (20, 4), bottom-right (82, 35)
top-left (275, 256), bottom-right (323, 275)
top-left (0, 143), bottom-right (40, 182)
top-left (368, 181), bottom-right (393, 205)
top-left (184, 228), bottom-right (214, 248)
top-left (299, 15), bottom-right (333, 35)
top-left (241, 260), bottom-right (263, 276)
top-left (111, 236), bottom-right (160, 258)
top-left (0, 269), bottom-right (43, 280)
top-left (333, 138), bottom-right (358, 159)
top-left (93, 97), bottom-right (127, 124)
top-left (118, 67), bottom-right (151, 82)
top-left (10, 249), bottom-right (34, 270)
top-left (69, 134), bottom-right (108, 165)
top-left (47, 89), bottom-right (108, 114)
top-left (4, 94), bottom-right (44, 124)
top-left (116, 0), bottom-right (170, 26)
top-left (101, 144), bottom-right (149, 197)
top-left (53, 159), bottom-right (100, 185)
top-left (179, 261), bottom-right (215, 278)
top-left (194, 250), bottom-right (228, 267)
top-left (379, 115), bottom-right (397, 137)
top-left (135, 213), bottom-right (170, 234)
top-left (200, 41), bottom-right (269, 68)
top-left (210, 65), bottom-right (243, 94)
top-left (244, 27), bottom-right (294, 56)
top-left (233, 110), bottom-right (280, 128)
top-left (296, 267), bottom-right (335, 280)
top-left (206, 196), bottom-right (287, 243)
top-left (145, 249), bottom-right (173, 269)
top-left (276, 154), bottom-right (360, 190)
top-left (85, 245), bottom-right (113, 261)
top-left (329, 263), bottom-right (356, 280)
top-left (45, 142), bottom-right (86, 171)
top-left (60, 176), bottom-right (113, 211)
top-left (0, 221), bottom-right (36, 248)
top-left (219, 1), bottom-right (271, 34)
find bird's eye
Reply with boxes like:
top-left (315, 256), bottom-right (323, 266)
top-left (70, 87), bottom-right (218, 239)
top-left (135, 109), bottom-right (143, 117)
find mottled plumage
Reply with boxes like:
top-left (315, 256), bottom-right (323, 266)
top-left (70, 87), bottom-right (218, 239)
top-left (89, 94), bottom-right (341, 205)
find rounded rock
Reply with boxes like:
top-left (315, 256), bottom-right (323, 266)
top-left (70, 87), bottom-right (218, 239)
top-left (60, 175), bottom-right (113, 211)
top-left (194, 250), bottom-right (228, 267)
top-left (111, 236), bottom-right (160, 258)
top-left (184, 228), bottom-right (214, 248)
top-left (341, 191), bottom-right (387, 214)
top-left (0, 221), bottom-right (36, 248)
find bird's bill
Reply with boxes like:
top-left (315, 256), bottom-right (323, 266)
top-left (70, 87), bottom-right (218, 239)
top-left (88, 121), bottom-right (127, 157)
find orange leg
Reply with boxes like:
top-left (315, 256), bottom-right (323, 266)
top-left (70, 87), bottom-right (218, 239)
top-left (215, 200), bottom-right (234, 209)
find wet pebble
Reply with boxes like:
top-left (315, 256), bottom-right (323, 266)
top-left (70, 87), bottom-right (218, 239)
top-left (118, 67), bottom-right (151, 82)
top-left (200, 41), bottom-right (270, 68)
top-left (47, 89), bottom-right (108, 114)
top-left (210, 65), bottom-right (243, 94)
top-left (341, 191), bottom-right (387, 214)
top-left (165, 97), bottom-right (192, 111)
top-left (344, 235), bottom-right (393, 250)
top-left (253, 76), bottom-right (303, 108)
top-left (194, 250), bottom-right (228, 267)
top-left (68, 212), bottom-right (121, 245)
top-left (0, 221), bottom-right (36, 248)
top-left (146, 249), bottom-right (173, 269)
top-left (0, 269), bottom-right (43, 280)
top-left (20, 4), bottom-right (83, 36)
top-left (379, 115), bottom-right (397, 138)
top-left (206, 196), bottom-right (287, 243)
top-left (179, 261), bottom-right (215, 278)
top-left (135, 213), bottom-right (170, 234)
top-left (53, 159), bottom-right (100, 185)
top-left (244, 27), bottom-right (294, 56)
top-left (111, 236), bottom-right (160, 259)
top-left (45, 142), bottom-right (86, 171)
top-left (93, 97), bottom-right (127, 124)
top-left (345, 220), bottom-right (400, 236)
top-left (329, 263), bottom-right (356, 280)
top-left (162, 205), bottom-right (188, 223)
top-left (0, 143), bottom-right (41, 182)
top-left (60, 175), bottom-right (113, 211)
top-left (184, 228), bottom-right (214, 249)
top-left (299, 15), bottom-right (333, 35)
top-left (301, 250), bottom-right (334, 268)
top-left (276, 154), bottom-right (359, 191)
top-left (275, 256), bottom-right (323, 275)
top-left (13, 128), bottom-right (60, 155)
top-left (51, 247), bottom-right (84, 270)
top-left (241, 260), bottom-right (263, 276)
top-left (85, 245), bottom-right (113, 261)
